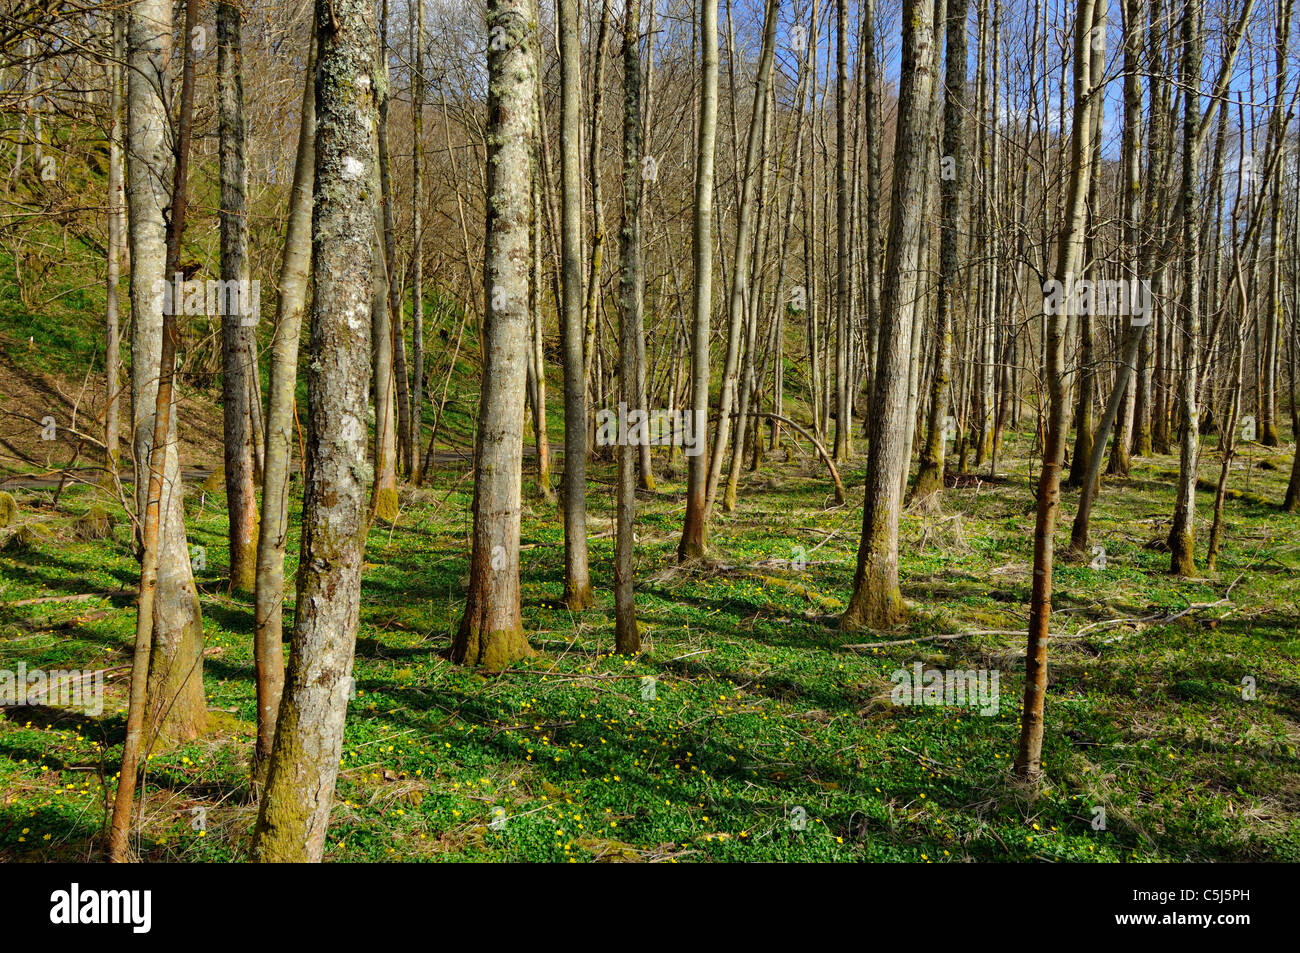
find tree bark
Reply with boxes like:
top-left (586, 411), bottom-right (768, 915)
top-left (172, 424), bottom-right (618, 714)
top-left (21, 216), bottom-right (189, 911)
top-left (1014, 0), bottom-right (1102, 780)
top-left (841, 0), bottom-right (936, 630)
top-left (252, 28), bottom-right (316, 791)
top-left (452, 0), bottom-right (539, 669)
top-left (218, 1), bottom-right (257, 593)
top-left (1168, 0), bottom-right (1202, 577)
top-left (558, 0), bottom-right (595, 608)
top-left (678, 0), bottom-right (719, 563)
top-left (615, 0), bottom-right (643, 654)
top-left (252, 0), bottom-right (377, 862)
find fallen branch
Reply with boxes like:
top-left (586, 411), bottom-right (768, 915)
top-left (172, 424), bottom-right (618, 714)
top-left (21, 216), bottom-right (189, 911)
top-left (9, 592), bottom-right (107, 606)
top-left (843, 629), bottom-right (1025, 650)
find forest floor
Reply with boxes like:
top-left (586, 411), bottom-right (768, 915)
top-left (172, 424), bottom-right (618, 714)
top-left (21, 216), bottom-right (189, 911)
top-left (1, 427), bottom-right (1298, 862)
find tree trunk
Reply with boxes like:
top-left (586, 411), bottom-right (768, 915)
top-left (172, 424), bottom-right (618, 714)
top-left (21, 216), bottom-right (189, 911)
top-left (410, 0), bottom-right (426, 483)
top-left (127, 0), bottom-right (206, 751)
top-left (678, 0), bottom-right (719, 563)
top-left (913, 0), bottom-right (967, 504)
top-left (218, 1), bottom-right (257, 593)
top-left (252, 28), bottom-right (315, 791)
top-left (832, 0), bottom-right (852, 463)
top-left (558, 0), bottom-right (594, 608)
top-left (1014, 0), bottom-right (1102, 781)
top-left (615, 0), bottom-right (643, 654)
top-left (252, 0), bottom-right (377, 862)
top-left (720, 0), bottom-right (781, 514)
top-left (104, 10), bottom-right (124, 474)
top-left (110, 0), bottom-right (205, 860)
top-left (377, 0), bottom-right (412, 478)
top-left (528, 144), bottom-right (553, 502)
top-left (584, 0), bottom-right (613, 390)
top-left (1168, 0), bottom-right (1202, 577)
top-left (452, 0), bottom-right (539, 670)
top-left (841, 0), bottom-right (936, 630)
top-left (1069, 0), bottom-right (1144, 551)
top-left (1260, 0), bottom-right (1294, 445)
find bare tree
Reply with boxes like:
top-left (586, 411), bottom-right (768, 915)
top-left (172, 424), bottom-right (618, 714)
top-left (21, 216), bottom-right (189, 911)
top-left (252, 0), bottom-right (377, 862)
top-left (103, 8), bottom-right (123, 474)
top-left (109, 0), bottom-right (205, 860)
top-left (1014, 0), bottom-right (1103, 780)
top-left (841, 0), bottom-right (936, 629)
top-left (615, 0), bottom-right (644, 654)
top-left (678, 0), bottom-right (719, 563)
top-left (913, 0), bottom-right (970, 503)
top-left (410, 0), bottom-right (426, 482)
top-left (252, 27), bottom-right (316, 791)
top-left (558, 0), bottom-right (595, 608)
top-left (1168, 0), bottom-right (1202, 577)
top-left (451, 0), bottom-right (538, 669)
top-left (218, 0), bottom-right (258, 592)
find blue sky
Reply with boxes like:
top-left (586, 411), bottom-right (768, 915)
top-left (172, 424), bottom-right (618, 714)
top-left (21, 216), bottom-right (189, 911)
top-left (710, 0), bottom-right (1299, 160)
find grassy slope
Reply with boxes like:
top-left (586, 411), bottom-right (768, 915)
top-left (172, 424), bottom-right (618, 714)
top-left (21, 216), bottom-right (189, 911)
top-left (1, 423), bottom-right (1297, 862)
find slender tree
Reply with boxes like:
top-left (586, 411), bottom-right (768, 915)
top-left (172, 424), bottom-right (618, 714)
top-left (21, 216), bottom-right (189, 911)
top-left (451, 0), bottom-right (538, 669)
top-left (410, 0), bottom-right (426, 482)
top-left (832, 0), bottom-right (851, 463)
top-left (130, 0), bottom-right (206, 749)
top-left (558, 0), bottom-right (595, 608)
top-left (913, 0), bottom-right (969, 503)
top-left (841, 0), bottom-right (936, 629)
top-left (369, 1), bottom-right (400, 521)
top-left (109, 0), bottom-right (205, 860)
top-left (721, 0), bottom-right (781, 514)
top-left (218, 0), bottom-right (257, 593)
top-left (1014, 0), bottom-right (1103, 780)
top-left (252, 29), bottom-right (316, 790)
top-left (1168, 0), bottom-right (1202, 577)
top-left (615, 0), bottom-right (643, 654)
top-left (103, 9), bottom-right (124, 475)
top-left (678, 0), bottom-right (719, 563)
